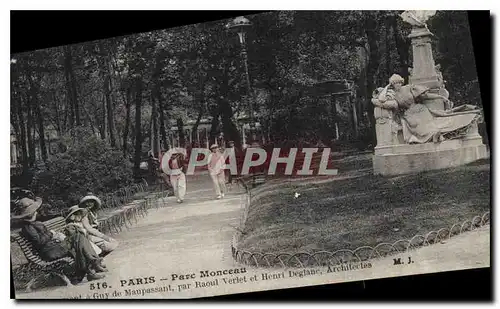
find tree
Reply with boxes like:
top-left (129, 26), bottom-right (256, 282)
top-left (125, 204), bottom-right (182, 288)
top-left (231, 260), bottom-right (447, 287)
top-left (10, 10), bottom-right (482, 185)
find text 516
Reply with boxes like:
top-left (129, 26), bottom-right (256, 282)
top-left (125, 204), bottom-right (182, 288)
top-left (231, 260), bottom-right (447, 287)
top-left (89, 282), bottom-right (109, 290)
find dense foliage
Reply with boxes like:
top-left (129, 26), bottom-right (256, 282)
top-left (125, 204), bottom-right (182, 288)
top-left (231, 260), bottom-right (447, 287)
top-left (29, 128), bottom-right (134, 214)
top-left (10, 11), bottom-right (482, 206)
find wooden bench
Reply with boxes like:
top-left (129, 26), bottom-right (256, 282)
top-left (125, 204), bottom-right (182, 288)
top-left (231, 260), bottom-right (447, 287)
top-left (11, 216), bottom-right (75, 292)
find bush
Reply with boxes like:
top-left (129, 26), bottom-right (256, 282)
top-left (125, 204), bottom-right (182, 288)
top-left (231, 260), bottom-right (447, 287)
top-left (30, 128), bottom-right (134, 215)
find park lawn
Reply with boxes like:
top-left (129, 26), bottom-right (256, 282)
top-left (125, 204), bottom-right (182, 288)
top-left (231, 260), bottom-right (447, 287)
top-left (237, 157), bottom-right (490, 254)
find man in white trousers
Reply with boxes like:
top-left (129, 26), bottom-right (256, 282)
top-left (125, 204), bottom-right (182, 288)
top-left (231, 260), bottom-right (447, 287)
top-left (208, 144), bottom-right (227, 199)
top-left (162, 148), bottom-right (187, 203)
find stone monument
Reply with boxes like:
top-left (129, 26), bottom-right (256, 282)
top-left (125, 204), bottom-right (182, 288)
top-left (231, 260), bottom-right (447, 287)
top-left (372, 10), bottom-right (488, 176)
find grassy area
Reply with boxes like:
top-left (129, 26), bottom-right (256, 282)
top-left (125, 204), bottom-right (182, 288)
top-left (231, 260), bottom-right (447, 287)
top-left (238, 157), bottom-right (490, 254)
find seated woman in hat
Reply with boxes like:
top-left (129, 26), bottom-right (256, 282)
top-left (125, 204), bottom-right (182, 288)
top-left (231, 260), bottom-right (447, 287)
top-left (64, 205), bottom-right (109, 280)
top-left (78, 194), bottom-right (118, 257)
top-left (13, 198), bottom-right (106, 283)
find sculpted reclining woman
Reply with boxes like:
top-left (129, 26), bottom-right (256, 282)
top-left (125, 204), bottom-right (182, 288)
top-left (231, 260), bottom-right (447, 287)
top-left (372, 74), bottom-right (482, 144)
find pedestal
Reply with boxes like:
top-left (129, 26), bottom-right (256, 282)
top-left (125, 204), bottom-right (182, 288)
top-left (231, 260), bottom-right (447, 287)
top-left (374, 107), bottom-right (404, 148)
top-left (408, 27), bottom-right (440, 90)
top-left (374, 107), bottom-right (394, 148)
top-left (372, 14), bottom-right (489, 176)
top-left (373, 138), bottom-right (488, 176)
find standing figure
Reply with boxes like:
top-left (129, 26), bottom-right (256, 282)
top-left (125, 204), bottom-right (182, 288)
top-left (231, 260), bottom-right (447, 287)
top-left (147, 152), bottom-right (160, 184)
top-left (168, 150), bottom-right (187, 203)
top-left (78, 194), bottom-right (119, 258)
top-left (208, 144), bottom-right (227, 199)
top-left (217, 132), bottom-right (226, 149)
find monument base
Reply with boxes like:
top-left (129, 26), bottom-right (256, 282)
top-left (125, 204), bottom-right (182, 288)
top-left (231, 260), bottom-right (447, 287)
top-left (373, 138), bottom-right (488, 176)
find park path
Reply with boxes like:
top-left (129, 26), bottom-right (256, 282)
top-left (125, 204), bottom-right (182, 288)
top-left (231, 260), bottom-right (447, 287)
top-left (16, 173), bottom-right (490, 299)
top-left (17, 173), bottom-right (246, 299)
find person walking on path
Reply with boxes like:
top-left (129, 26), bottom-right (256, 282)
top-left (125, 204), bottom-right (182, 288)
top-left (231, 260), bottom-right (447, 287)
top-left (167, 150), bottom-right (187, 203)
top-left (79, 193), bottom-right (119, 258)
top-left (208, 144), bottom-right (227, 199)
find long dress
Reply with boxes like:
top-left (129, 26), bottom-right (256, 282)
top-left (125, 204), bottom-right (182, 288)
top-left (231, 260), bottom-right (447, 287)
top-left (392, 85), bottom-right (480, 144)
top-left (64, 222), bottom-right (101, 277)
top-left (21, 220), bottom-right (101, 280)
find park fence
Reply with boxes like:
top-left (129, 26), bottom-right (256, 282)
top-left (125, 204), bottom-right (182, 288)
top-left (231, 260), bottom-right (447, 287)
top-left (230, 179), bottom-right (490, 268)
top-left (90, 179), bottom-right (172, 235)
top-left (10, 179), bottom-right (173, 291)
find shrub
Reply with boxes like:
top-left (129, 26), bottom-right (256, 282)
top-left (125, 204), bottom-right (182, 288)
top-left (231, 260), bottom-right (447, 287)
top-left (30, 128), bottom-right (134, 215)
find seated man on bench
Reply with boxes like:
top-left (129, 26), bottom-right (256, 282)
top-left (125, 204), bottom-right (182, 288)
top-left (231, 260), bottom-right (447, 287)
top-left (12, 197), bottom-right (107, 283)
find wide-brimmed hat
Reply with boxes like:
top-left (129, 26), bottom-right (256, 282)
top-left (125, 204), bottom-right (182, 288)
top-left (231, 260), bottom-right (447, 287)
top-left (79, 194), bottom-right (102, 209)
top-left (11, 197), bottom-right (43, 219)
top-left (210, 144), bottom-right (219, 150)
top-left (65, 205), bottom-right (87, 221)
top-left (170, 147), bottom-right (187, 155)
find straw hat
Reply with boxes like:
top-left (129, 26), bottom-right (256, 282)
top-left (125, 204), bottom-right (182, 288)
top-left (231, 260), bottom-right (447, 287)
top-left (170, 147), bottom-right (187, 155)
top-left (79, 194), bottom-right (102, 209)
top-left (65, 205), bottom-right (87, 221)
top-left (11, 197), bottom-right (43, 219)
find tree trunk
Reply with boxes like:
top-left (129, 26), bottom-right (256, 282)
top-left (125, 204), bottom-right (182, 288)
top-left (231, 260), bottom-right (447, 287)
top-left (100, 94), bottom-right (107, 140)
top-left (104, 69), bottom-right (116, 146)
top-left (81, 105), bottom-right (97, 135)
top-left (219, 99), bottom-right (242, 148)
top-left (150, 93), bottom-right (160, 156)
top-left (209, 108), bottom-right (219, 145)
top-left (105, 54), bottom-right (117, 147)
top-left (191, 107), bottom-right (203, 147)
top-left (64, 45), bottom-right (80, 127)
top-left (52, 91), bottom-right (63, 136)
top-left (63, 46), bottom-right (75, 129)
top-left (385, 18), bottom-right (391, 77)
top-left (267, 89), bottom-right (277, 142)
top-left (123, 87), bottom-right (132, 157)
top-left (177, 118), bottom-right (185, 148)
top-left (28, 74), bottom-right (48, 162)
top-left (365, 15), bottom-right (380, 145)
top-left (152, 80), bottom-right (167, 152)
top-left (96, 43), bottom-right (117, 146)
top-left (133, 77), bottom-right (143, 178)
top-left (15, 95), bottom-right (29, 172)
top-left (26, 95), bottom-right (36, 166)
top-left (217, 65), bottom-right (241, 148)
top-left (356, 46), bottom-right (369, 128)
top-left (348, 95), bottom-right (359, 139)
top-left (156, 90), bottom-right (168, 151)
top-left (331, 95), bottom-right (339, 140)
top-left (391, 15), bottom-right (410, 82)
top-left (151, 51), bottom-right (169, 152)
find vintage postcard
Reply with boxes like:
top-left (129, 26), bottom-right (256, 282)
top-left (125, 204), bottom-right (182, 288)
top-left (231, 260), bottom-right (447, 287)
top-left (10, 10), bottom-right (490, 299)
